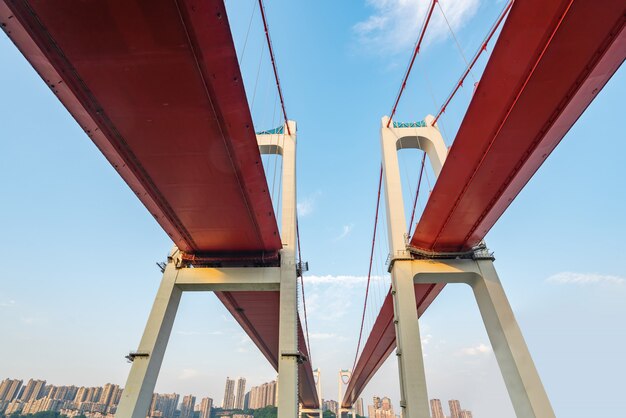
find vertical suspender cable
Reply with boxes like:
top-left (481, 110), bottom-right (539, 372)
top-left (351, 165), bottom-right (384, 372)
top-left (432, 0), bottom-right (574, 248)
top-left (258, 0), bottom-right (291, 135)
top-left (296, 219), bottom-right (312, 360)
top-left (387, 0), bottom-right (438, 127)
top-left (431, 0), bottom-right (514, 126)
top-left (351, 0), bottom-right (437, 374)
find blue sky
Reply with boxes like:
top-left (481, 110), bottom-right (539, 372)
top-left (1, 1), bottom-right (625, 417)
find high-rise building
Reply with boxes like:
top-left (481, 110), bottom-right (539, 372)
top-left (430, 399), bottom-right (445, 418)
top-left (180, 395), bottom-right (196, 418)
top-left (99, 383), bottom-right (119, 408)
top-left (367, 396), bottom-right (394, 418)
top-left (460, 411), bottom-right (473, 418)
top-left (199, 397), bottom-right (213, 418)
top-left (0, 379), bottom-right (23, 402)
top-left (247, 381), bottom-right (277, 409)
top-left (380, 397), bottom-right (392, 412)
top-left (243, 391), bottom-right (250, 410)
top-left (112, 385), bottom-right (123, 406)
top-left (223, 377), bottom-right (236, 409)
top-left (75, 387), bottom-right (88, 404)
top-left (372, 396), bottom-right (381, 409)
top-left (235, 377), bottom-right (246, 410)
top-left (150, 393), bottom-right (179, 418)
top-left (449, 400), bottom-right (462, 418)
top-left (48, 385), bottom-right (78, 402)
top-left (18, 379), bottom-right (46, 402)
top-left (355, 398), bottom-right (364, 416)
top-left (323, 400), bottom-right (338, 415)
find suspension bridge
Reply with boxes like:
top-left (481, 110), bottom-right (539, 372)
top-left (1, 0), bottom-right (624, 418)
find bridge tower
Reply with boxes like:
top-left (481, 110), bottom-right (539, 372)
top-left (299, 369), bottom-right (323, 418)
top-left (115, 121), bottom-right (304, 418)
top-left (337, 370), bottom-right (357, 418)
top-left (379, 115), bottom-right (555, 418)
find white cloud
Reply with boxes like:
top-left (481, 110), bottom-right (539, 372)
top-left (335, 223), bottom-right (354, 240)
top-left (20, 316), bottom-right (46, 325)
top-left (301, 274), bottom-right (391, 324)
top-left (460, 343), bottom-right (491, 356)
top-left (353, 0), bottom-right (481, 55)
top-left (178, 368), bottom-right (200, 380)
top-left (547, 272), bottom-right (625, 286)
top-left (303, 274), bottom-right (387, 285)
top-left (176, 330), bottom-right (223, 336)
top-left (297, 191), bottom-right (321, 217)
top-left (0, 299), bottom-right (16, 308)
top-left (309, 332), bottom-right (337, 340)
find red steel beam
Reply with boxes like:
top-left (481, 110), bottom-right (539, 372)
top-left (345, 0), bottom-right (625, 404)
top-left (431, 0), bottom-right (514, 126)
top-left (2, 0), bottom-right (318, 407)
top-left (412, 0), bottom-right (626, 252)
top-left (342, 283), bottom-right (443, 408)
top-left (215, 291), bottom-right (319, 408)
top-left (0, 0), bottom-right (281, 256)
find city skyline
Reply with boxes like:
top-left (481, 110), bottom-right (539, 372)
top-left (1, 376), bottom-right (461, 418)
top-left (0, 375), bottom-right (284, 418)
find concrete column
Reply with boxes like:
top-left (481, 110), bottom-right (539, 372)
top-left (277, 121), bottom-right (299, 418)
top-left (115, 264), bottom-right (181, 418)
top-left (316, 369), bottom-right (323, 418)
top-left (472, 260), bottom-right (556, 418)
top-left (380, 117), bottom-right (409, 258)
top-left (391, 261), bottom-right (430, 418)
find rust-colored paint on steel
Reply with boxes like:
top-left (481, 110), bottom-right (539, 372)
top-left (341, 283), bottom-right (444, 408)
top-left (412, 0), bottom-right (626, 252)
top-left (1, 0), bottom-right (319, 408)
top-left (345, 0), bottom-right (625, 404)
top-left (214, 291), bottom-right (319, 408)
top-left (431, 0), bottom-right (514, 126)
top-left (0, 0), bottom-right (281, 255)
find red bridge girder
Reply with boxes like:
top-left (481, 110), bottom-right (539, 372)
top-left (411, 0), bottom-right (625, 253)
top-left (345, 0), bottom-right (625, 406)
top-left (1, 0), bottom-right (281, 256)
top-left (2, 0), bottom-right (318, 408)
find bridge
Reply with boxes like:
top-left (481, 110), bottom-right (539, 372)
top-left (1, 0), bottom-right (624, 418)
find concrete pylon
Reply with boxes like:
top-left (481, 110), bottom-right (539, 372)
top-left (300, 369), bottom-right (323, 418)
top-left (337, 370), bottom-right (357, 418)
top-left (115, 121), bottom-right (303, 418)
top-left (379, 116), bottom-right (555, 418)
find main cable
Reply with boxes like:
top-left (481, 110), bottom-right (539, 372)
top-left (431, 0), bottom-right (514, 126)
top-left (387, 0), bottom-right (438, 127)
top-left (258, 0), bottom-right (291, 135)
top-left (351, 165), bottom-right (384, 373)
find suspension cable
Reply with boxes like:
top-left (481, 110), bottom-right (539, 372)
top-left (258, 0), bottom-right (291, 135)
top-left (296, 218), bottom-right (312, 360)
top-left (387, 0), bottom-right (438, 127)
top-left (431, 0), bottom-right (514, 126)
top-left (432, 0), bottom-right (573, 249)
top-left (250, 42), bottom-right (265, 111)
top-left (352, 165), bottom-right (384, 371)
top-left (239, 0), bottom-right (257, 65)
top-left (437, 0), bottom-right (476, 83)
